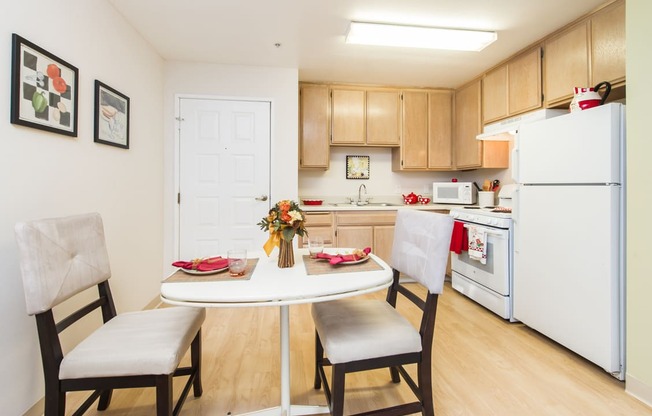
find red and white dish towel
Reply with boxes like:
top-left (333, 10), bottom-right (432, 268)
top-left (467, 226), bottom-right (487, 265)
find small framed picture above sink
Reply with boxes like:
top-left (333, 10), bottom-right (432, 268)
top-left (346, 155), bottom-right (369, 179)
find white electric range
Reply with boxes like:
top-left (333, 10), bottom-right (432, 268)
top-left (449, 201), bottom-right (516, 321)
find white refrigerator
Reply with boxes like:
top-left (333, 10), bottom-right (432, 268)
top-left (512, 103), bottom-right (625, 380)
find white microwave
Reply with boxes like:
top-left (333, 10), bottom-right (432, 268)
top-left (432, 182), bottom-right (476, 204)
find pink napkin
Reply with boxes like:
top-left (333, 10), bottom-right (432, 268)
top-left (172, 256), bottom-right (229, 271)
top-left (316, 247), bottom-right (371, 265)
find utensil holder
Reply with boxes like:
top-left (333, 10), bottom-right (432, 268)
top-left (478, 191), bottom-right (495, 207)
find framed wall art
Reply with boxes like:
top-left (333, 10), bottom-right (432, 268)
top-left (94, 80), bottom-right (130, 149)
top-left (346, 155), bottom-right (370, 179)
top-left (10, 33), bottom-right (79, 137)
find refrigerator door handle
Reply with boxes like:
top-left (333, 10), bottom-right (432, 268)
top-left (511, 144), bottom-right (520, 182)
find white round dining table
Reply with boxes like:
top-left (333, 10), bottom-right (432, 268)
top-left (161, 248), bottom-right (393, 416)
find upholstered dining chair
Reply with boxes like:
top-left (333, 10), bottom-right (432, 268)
top-left (14, 212), bottom-right (205, 416)
top-left (312, 209), bottom-right (454, 416)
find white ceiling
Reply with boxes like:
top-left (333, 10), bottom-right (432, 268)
top-left (108, 0), bottom-right (608, 89)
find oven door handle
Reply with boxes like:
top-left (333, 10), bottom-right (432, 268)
top-left (463, 224), bottom-right (505, 237)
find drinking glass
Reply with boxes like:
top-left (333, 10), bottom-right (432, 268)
top-left (228, 249), bottom-right (247, 277)
top-left (308, 236), bottom-right (324, 258)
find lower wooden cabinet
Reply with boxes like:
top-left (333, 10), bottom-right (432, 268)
top-left (336, 211), bottom-right (397, 263)
top-left (300, 209), bottom-right (451, 274)
top-left (299, 212), bottom-right (335, 248)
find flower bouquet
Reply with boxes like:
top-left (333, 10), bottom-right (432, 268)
top-left (258, 199), bottom-right (307, 267)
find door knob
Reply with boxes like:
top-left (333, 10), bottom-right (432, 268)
top-left (255, 195), bottom-right (269, 201)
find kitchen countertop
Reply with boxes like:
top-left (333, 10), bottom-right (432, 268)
top-left (301, 203), bottom-right (470, 212)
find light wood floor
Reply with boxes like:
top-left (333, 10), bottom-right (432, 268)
top-left (67, 282), bottom-right (652, 416)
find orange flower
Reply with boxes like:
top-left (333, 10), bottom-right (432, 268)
top-left (279, 201), bottom-right (291, 212)
top-left (281, 212), bottom-right (292, 223)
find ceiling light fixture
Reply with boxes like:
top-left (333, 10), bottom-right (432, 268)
top-left (345, 21), bottom-right (497, 52)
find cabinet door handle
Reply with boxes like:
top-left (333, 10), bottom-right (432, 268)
top-left (255, 195), bottom-right (269, 201)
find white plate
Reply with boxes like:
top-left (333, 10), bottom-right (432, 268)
top-left (180, 266), bottom-right (228, 276)
top-left (337, 256), bottom-right (370, 265)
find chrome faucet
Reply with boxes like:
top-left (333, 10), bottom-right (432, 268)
top-left (357, 184), bottom-right (367, 205)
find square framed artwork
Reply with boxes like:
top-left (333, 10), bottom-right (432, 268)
top-left (346, 155), bottom-right (370, 179)
top-left (10, 33), bottom-right (79, 137)
top-left (94, 80), bottom-right (130, 149)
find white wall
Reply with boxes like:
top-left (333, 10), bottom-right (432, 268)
top-left (299, 146), bottom-right (513, 203)
top-left (626, 0), bottom-right (652, 405)
top-left (0, 1), bottom-right (165, 414)
top-left (162, 62), bottom-right (299, 272)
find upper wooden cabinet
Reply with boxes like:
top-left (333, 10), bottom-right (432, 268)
top-left (483, 47), bottom-right (542, 124)
top-left (299, 83), bottom-right (330, 169)
top-left (544, 22), bottom-right (590, 106)
top-left (392, 89), bottom-right (453, 171)
top-left (455, 79), bottom-right (509, 170)
top-left (331, 87), bottom-right (366, 145)
top-left (591, 0), bottom-right (625, 87)
top-left (454, 80), bottom-right (482, 169)
top-left (508, 47), bottom-right (543, 115)
top-left (428, 90), bottom-right (453, 169)
top-left (330, 86), bottom-right (400, 146)
top-left (544, 0), bottom-right (625, 107)
top-left (366, 89), bottom-right (401, 146)
top-left (398, 90), bottom-right (428, 169)
top-left (482, 65), bottom-right (508, 123)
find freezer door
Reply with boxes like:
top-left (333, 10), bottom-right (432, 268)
top-left (515, 103), bottom-right (623, 185)
top-left (513, 184), bottom-right (622, 375)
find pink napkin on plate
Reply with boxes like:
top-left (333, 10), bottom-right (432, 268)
top-left (316, 247), bottom-right (371, 265)
top-left (172, 256), bottom-right (229, 271)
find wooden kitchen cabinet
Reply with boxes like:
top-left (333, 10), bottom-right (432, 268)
top-left (366, 89), bottom-right (401, 146)
top-left (330, 86), bottom-right (401, 147)
top-left (299, 83), bottom-right (330, 169)
top-left (335, 211), bottom-right (397, 263)
top-left (483, 47), bottom-right (542, 124)
top-left (299, 211), bottom-right (335, 248)
top-left (482, 64), bottom-right (509, 123)
top-left (508, 47), bottom-right (542, 115)
top-left (454, 80), bottom-right (483, 169)
top-left (428, 90), bottom-right (453, 169)
top-left (392, 89), bottom-right (453, 171)
top-left (455, 79), bottom-right (509, 169)
top-left (398, 90), bottom-right (428, 169)
top-left (591, 0), bottom-right (625, 88)
top-left (544, 22), bottom-right (590, 106)
top-left (331, 87), bottom-right (366, 145)
top-left (544, 0), bottom-right (625, 107)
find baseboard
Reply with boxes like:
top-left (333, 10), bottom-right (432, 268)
top-left (23, 398), bottom-right (43, 416)
top-left (626, 374), bottom-right (652, 408)
top-left (145, 294), bottom-right (163, 310)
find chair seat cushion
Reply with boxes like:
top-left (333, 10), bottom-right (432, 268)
top-left (59, 306), bottom-right (205, 379)
top-left (311, 299), bottom-right (421, 364)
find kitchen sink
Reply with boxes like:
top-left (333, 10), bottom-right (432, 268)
top-left (330, 202), bottom-right (400, 207)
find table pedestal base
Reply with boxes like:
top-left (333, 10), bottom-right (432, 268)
top-left (236, 305), bottom-right (329, 416)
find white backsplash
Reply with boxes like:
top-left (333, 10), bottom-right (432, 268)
top-left (299, 147), bottom-right (514, 203)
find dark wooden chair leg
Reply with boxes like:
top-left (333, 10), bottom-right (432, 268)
top-left (44, 389), bottom-right (65, 416)
top-left (314, 331), bottom-right (324, 389)
top-left (418, 362), bottom-right (434, 416)
top-left (191, 330), bottom-right (203, 397)
top-left (390, 366), bottom-right (401, 383)
top-left (331, 364), bottom-right (346, 416)
top-left (155, 375), bottom-right (173, 416)
top-left (97, 389), bottom-right (113, 410)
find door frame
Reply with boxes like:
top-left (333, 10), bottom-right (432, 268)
top-left (173, 94), bottom-right (273, 258)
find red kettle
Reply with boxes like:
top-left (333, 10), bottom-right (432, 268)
top-left (403, 192), bottom-right (419, 204)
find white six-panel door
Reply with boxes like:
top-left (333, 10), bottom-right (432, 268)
top-left (178, 98), bottom-right (271, 259)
